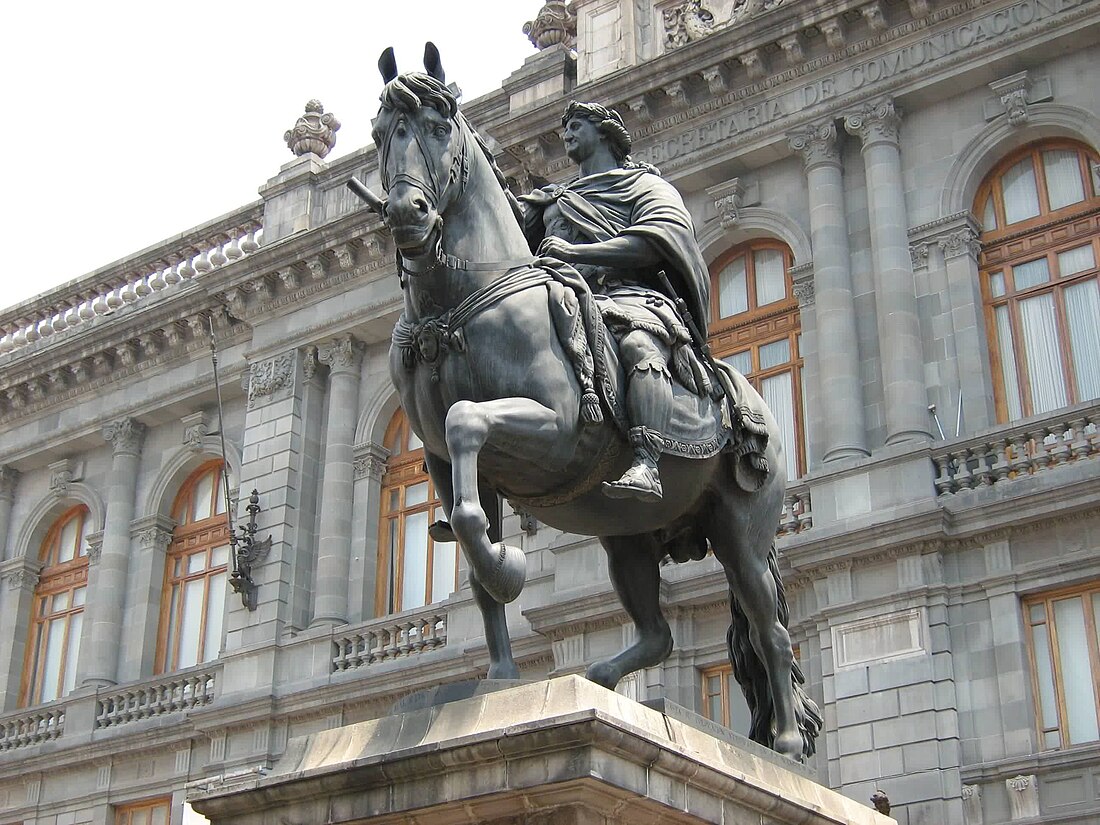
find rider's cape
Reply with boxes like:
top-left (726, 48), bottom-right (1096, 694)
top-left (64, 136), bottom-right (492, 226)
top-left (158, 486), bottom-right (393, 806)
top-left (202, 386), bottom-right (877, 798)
top-left (521, 167), bottom-right (711, 336)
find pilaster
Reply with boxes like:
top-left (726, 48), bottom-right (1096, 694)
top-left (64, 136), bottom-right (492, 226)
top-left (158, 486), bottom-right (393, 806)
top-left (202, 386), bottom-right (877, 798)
top-left (0, 554), bottom-right (40, 710)
top-left (788, 121), bottom-right (869, 464)
top-left (0, 465), bottom-right (19, 560)
top-left (118, 513), bottom-right (177, 682)
top-left (349, 441), bottom-right (389, 622)
top-left (844, 99), bottom-right (931, 446)
top-left (81, 417), bottom-right (145, 687)
top-left (312, 335), bottom-right (365, 627)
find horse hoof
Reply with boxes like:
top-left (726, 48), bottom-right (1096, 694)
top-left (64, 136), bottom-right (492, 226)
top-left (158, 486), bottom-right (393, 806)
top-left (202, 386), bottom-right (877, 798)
top-left (478, 542), bottom-right (526, 604)
top-left (585, 661), bottom-right (620, 691)
top-left (774, 731), bottom-right (805, 763)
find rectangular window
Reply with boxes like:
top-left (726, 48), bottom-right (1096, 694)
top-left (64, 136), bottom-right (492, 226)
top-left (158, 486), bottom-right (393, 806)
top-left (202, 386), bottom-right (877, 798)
top-left (1002, 157), bottom-right (1042, 224)
top-left (116, 798), bottom-right (171, 825)
top-left (1043, 149), bottom-right (1086, 211)
top-left (717, 256), bottom-right (748, 318)
top-left (1026, 583), bottom-right (1100, 750)
top-left (699, 662), bottom-right (752, 734)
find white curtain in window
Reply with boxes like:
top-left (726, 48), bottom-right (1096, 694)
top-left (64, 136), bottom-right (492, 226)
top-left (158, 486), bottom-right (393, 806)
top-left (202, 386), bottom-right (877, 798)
top-left (762, 371), bottom-right (798, 481)
top-left (1053, 597), bottom-right (1100, 744)
top-left (722, 351), bottom-right (752, 376)
top-left (1065, 278), bottom-right (1100, 401)
top-left (994, 305), bottom-right (1023, 420)
top-left (982, 195), bottom-right (997, 231)
top-left (401, 510), bottom-right (429, 610)
top-left (1057, 245), bottom-right (1096, 277)
top-left (1043, 150), bottom-right (1086, 211)
top-left (718, 256), bottom-right (748, 318)
top-left (1019, 293), bottom-right (1067, 413)
top-left (754, 248), bottom-right (786, 306)
top-left (1002, 157), bottom-right (1041, 224)
top-left (1013, 257), bottom-right (1050, 290)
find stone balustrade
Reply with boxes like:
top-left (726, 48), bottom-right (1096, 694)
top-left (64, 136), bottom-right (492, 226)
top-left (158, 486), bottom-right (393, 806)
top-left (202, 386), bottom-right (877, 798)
top-left (94, 669), bottom-right (218, 729)
top-left (0, 204), bottom-right (263, 358)
top-left (932, 402), bottom-right (1100, 496)
top-left (0, 706), bottom-right (65, 751)
top-left (332, 611), bottom-right (448, 673)
top-left (779, 484), bottom-right (813, 536)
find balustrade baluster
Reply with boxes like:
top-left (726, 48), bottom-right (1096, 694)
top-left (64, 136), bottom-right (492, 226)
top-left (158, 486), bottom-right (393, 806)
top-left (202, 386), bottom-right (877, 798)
top-left (225, 233), bottom-right (244, 260)
top-left (209, 238), bottom-right (228, 268)
top-left (1031, 430), bottom-right (1052, 472)
top-left (52, 305), bottom-right (68, 332)
top-left (24, 317), bottom-right (40, 343)
top-left (1048, 424), bottom-right (1071, 465)
top-left (121, 279), bottom-right (139, 302)
top-left (163, 258), bottom-right (182, 285)
top-left (178, 255), bottom-right (197, 280)
top-left (990, 438), bottom-right (1011, 483)
top-left (241, 227), bottom-right (260, 254)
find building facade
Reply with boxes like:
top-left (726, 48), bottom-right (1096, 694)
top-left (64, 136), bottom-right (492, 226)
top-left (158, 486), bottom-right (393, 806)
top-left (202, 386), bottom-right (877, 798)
top-left (1, 1), bottom-right (1098, 824)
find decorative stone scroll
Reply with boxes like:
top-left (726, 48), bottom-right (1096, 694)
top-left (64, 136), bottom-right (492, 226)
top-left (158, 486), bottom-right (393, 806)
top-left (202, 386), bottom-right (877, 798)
top-left (707, 178), bottom-right (745, 228)
top-left (961, 783), bottom-right (984, 825)
top-left (937, 227), bottom-right (981, 260)
top-left (522, 1), bottom-right (577, 50)
top-left (248, 353), bottom-right (294, 408)
top-left (352, 442), bottom-right (388, 482)
top-left (284, 100), bottom-right (341, 159)
top-left (48, 459), bottom-right (81, 498)
top-left (787, 121), bottom-right (840, 169)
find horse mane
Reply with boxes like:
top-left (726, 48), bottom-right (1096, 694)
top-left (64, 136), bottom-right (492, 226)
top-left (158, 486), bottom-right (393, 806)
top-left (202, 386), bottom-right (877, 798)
top-left (380, 72), bottom-right (525, 229)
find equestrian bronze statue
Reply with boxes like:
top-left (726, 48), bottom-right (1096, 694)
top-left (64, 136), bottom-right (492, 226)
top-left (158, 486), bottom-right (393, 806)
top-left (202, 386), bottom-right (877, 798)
top-left (351, 43), bottom-right (821, 761)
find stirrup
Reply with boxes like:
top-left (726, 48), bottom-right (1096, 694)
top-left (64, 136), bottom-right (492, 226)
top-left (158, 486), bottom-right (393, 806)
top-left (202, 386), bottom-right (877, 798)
top-left (602, 463), bottom-right (663, 502)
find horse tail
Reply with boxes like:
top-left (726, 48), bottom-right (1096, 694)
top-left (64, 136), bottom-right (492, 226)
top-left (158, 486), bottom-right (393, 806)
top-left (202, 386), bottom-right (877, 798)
top-left (726, 542), bottom-right (823, 758)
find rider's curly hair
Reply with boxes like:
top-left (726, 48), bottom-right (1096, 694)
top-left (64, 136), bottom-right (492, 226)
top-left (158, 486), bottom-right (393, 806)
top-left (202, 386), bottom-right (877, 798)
top-left (562, 101), bottom-right (660, 174)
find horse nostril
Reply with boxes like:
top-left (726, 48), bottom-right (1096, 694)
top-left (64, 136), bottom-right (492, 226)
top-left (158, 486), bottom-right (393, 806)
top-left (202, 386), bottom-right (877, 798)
top-left (413, 196), bottom-right (429, 215)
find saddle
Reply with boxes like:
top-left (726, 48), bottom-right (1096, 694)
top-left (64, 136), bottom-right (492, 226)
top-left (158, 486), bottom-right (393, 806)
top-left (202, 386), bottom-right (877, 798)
top-left (540, 258), bottom-right (771, 493)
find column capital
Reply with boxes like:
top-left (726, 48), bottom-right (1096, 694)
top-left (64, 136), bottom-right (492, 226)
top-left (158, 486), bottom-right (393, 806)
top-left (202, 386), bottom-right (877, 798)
top-left (131, 514), bottom-right (177, 553)
top-left (319, 334), bottom-right (364, 375)
top-left (0, 465), bottom-right (19, 500)
top-left (302, 345), bottom-right (320, 381)
top-left (103, 417), bottom-right (146, 456)
top-left (843, 98), bottom-right (901, 147)
top-left (787, 121), bottom-right (840, 169)
top-left (790, 262), bottom-right (815, 308)
top-left (353, 442), bottom-right (389, 482)
top-left (85, 530), bottom-right (104, 565)
top-left (0, 555), bottom-right (40, 591)
top-left (937, 226), bottom-right (981, 260)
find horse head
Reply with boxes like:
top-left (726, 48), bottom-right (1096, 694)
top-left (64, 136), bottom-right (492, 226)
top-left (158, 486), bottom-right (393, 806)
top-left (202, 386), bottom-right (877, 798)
top-left (372, 43), bottom-right (469, 259)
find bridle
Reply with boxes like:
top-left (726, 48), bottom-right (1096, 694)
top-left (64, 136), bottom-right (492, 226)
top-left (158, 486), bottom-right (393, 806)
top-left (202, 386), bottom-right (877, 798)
top-left (377, 104), bottom-right (532, 277)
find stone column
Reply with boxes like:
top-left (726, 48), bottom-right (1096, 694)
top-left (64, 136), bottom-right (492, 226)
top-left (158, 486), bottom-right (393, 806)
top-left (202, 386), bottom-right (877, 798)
top-left (844, 99), bottom-right (931, 444)
top-left (311, 335), bottom-right (364, 626)
top-left (788, 122), bottom-right (869, 461)
top-left (0, 466), bottom-right (18, 560)
top-left (82, 417), bottom-right (145, 687)
top-left (349, 442), bottom-right (388, 622)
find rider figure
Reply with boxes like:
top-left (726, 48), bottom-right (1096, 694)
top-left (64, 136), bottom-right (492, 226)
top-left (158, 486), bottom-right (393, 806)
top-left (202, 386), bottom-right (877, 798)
top-left (521, 102), bottom-right (713, 503)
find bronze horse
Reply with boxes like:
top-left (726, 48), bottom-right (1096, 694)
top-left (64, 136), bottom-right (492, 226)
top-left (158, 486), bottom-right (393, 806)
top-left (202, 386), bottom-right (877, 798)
top-left (354, 44), bottom-right (821, 761)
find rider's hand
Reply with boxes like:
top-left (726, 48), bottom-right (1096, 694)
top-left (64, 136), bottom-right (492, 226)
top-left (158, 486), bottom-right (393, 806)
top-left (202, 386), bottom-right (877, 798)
top-left (537, 236), bottom-right (580, 263)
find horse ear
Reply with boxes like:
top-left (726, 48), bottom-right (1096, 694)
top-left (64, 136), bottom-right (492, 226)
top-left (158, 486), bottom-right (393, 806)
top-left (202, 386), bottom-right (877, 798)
top-left (423, 42), bottom-right (445, 83)
top-left (378, 47), bottom-right (398, 83)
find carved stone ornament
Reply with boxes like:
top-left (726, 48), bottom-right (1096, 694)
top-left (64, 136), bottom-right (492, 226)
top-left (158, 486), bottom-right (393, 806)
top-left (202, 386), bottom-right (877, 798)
top-left (48, 459), bottom-right (77, 498)
top-left (843, 98), bottom-right (901, 146)
top-left (709, 178), bottom-right (746, 229)
top-left (787, 122), bottom-right (840, 169)
top-left (522, 1), bottom-right (577, 50)
top-left (248, 353), bottom-right (294, 408)
top-left (790, 264), bottom-right (815, 307)
top-left (284, 100), bottom-right (341, 159)
top-left (103, 417), bottom-right (146, 456)
top-left (137, 526), bottom-right (173, 553)
top-left (182, 411), bottom-right (210, 452)
top-left (989, 71), bottom-right (1032, 126)
top-left (1006, 775), bottom-right (1039, 820)
top-left (961, 783), bottom-right (984, 825)
top-left (85, 531), bottom-right (104, 565)
top-left (0, 465), bottom-right (18, 499)
top-left (2, 565), bottom-right (38, 591)
top-left (353, 453), bottom-right (386, 482)
top-left (663, 0), bottom-right (716, 49)
top-left (319, 335), bottom-right (364, 374)
top-left (729, 0), bottom-right (786, 25)
top-left (910, 243), bottom-right (930, 270)
top-left (938, 227), bottom-right (980, 260)
top-left (302, 345), bottom-right (319, 381)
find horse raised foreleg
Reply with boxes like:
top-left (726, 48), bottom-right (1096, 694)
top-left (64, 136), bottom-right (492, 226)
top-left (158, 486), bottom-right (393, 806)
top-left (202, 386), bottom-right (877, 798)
top-left (586, 533), bottom-right (673, 690)
top-left (425, 451), bottom-right (519, 679)
top-left (444, 398), bottom-right (561, 604)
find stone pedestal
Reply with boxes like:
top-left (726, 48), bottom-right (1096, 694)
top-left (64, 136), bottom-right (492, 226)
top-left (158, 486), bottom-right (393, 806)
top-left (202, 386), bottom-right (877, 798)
top-left (190, 676), bottom-right (892, 825)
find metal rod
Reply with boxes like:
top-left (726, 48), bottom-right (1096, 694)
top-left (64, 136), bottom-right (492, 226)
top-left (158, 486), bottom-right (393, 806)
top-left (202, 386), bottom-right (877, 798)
top-left (955, 393), bottom-right (963, 438)
top-left (928, 403), bottom-right (946, 440)
top-left (207, 314), bottom-right (239, 573)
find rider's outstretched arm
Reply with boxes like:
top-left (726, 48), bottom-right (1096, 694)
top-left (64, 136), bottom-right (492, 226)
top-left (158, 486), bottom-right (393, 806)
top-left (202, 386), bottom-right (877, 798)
top-left (538, 234), bottom-right (659, 269)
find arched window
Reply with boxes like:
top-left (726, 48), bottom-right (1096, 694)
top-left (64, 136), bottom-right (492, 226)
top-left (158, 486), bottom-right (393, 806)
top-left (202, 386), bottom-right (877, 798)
top-left (22, 505), bottom-right (89, 705)
top-left (976, 140), bottom-right (1100, 421)
top-left (708, 240), bottom-right (806, 480)
top-left (156, 460), bottom-right (229, 673)
top-left (376, 410), bottom-right (453, 615)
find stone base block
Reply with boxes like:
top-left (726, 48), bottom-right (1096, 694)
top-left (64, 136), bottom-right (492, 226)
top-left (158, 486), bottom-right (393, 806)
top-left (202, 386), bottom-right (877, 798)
top-left (190, 675), bottom-right (892, 825)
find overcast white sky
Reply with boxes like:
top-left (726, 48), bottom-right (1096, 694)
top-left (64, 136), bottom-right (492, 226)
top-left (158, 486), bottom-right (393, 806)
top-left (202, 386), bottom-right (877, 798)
top-left (0, 1), bottom-right (545, 314)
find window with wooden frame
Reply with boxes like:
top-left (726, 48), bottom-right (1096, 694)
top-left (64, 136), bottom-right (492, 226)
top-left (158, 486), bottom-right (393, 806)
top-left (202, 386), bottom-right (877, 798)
top-left (708, 240), bottom-right (806, 480)
top-left (21, 505), bottom-right (89, 706)
top-left (376, 409), bottom-right (455, 615)
top-left (1025, 582), bottom-right (1100, 750)
top-left (976, 141), bottom-right (1100, 422)
top-left (700, 661), bottom-right (752, 733)
top-left (115, 797), bottom-right (172, 825)
top-left (156, 460), bottom-right (229, 673)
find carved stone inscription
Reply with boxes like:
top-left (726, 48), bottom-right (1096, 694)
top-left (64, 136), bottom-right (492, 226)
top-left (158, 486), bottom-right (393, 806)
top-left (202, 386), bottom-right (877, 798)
top-left (631, 0), bottom-right (1085, 167)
